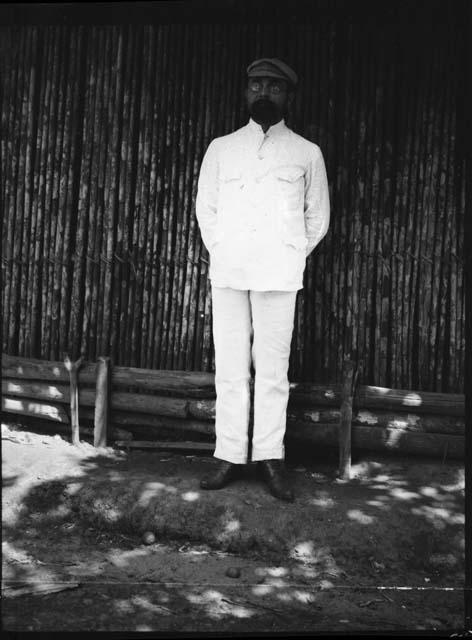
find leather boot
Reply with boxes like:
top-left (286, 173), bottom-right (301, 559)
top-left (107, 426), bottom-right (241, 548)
top-left (259, 459), bottom-right (294, 502)
top-left (200, 460), bottom-right (241, 490)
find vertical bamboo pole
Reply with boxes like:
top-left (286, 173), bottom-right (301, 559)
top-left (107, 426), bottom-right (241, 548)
top-left (81, 26), bottom-right (106, 360)
top-left (402, 36), bottom-right (422, 390)
top-left (130, 26), bottom-right (151, 367)
top-left (28, 26), bottom-right (49, 358)
top-left (2, 27), bottom-right (22, 353)
top-left (159, 24), bottom-right (181, 368)
top-left (10, 29), bottom-right (28, 349)
top-left (37, 27), bottom-right (55, 360)
top-left (8, 27), bottom-right (30, 354)
top-left (101, 27), bottom-right (124, 358)
top-left (429, 63), bottom-right (448, 390)
top-left (186, 23), bottom-right (210, 371)
top-left (49, 26), bottom-right (69, 360)
top-left (69, 26), bottom-right (92, 360)
top-left (19, 26), bottom-right (38, 356)
top-left (448, 77), bottom-right (460, 390)
top-left (341, 22), bottom-right (354, 367)
top-left (177, 24), bottom-right (200, 370)
top-left (163, 24), bottom-right (186, 369)
top-left (146, 25), bottom-right (166, 370)
top-left (364, 27), bottom-right (379, 387)
top-left (0, 26), bottom-right (14, 210)
top-left (172, 23), bottom-right (198, 370)
top-left (154, 23), bottom-right (173, 368)
top-left (355, 22), bottom-right (368, 383)
top-left (378, 27), bottom-right (395, 389)
top-left (56, 25), bottom-right (75, 355)
top-left (441, 28), bottom-right (457, 392)
top-left (166, 24), bottom-right (188, 369)
top-left (0, 25), bottom-right (9, 335)
top-left (112, 25), bottom-right (134, 365)
top-left (93, 28), bottom-right (114, 359)
top-left (344, 21), bottom-right (360, 368)
top-left (151, 24), bottom-right (171, 368)
top-left (418, 42), bottom-right (440, 390)
top-left (391, 21), bottom-right (410, 389)
top-left (121, 27), bottom-right (141, 367)
top-left (331, 21), bottom-right (347, 382)
top-left (440, 43), bottom-right (456, 393)
top-left (139, 26), bottom-right (158, 369)
top-left (121, 26), bottom-right (140, 366)
top-left (323, 22), bottom-right (337, 381)
top-left (352, 25), bottom-right (365, 373)
top-left (42, 27), bottom-right (62, 359)
top-left (408, 32), bottom-right (436, 390)
top-left (58, 27), bottom-right (83, 358)
top-left (416, 39), bottom-right (437, 390)
top-left (371, 31), bottom-right (385, 388)
top-left (437, 75), bottom-right (455, 391)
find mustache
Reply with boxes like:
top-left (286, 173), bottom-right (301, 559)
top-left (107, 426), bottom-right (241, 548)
top-left (251, 99), bottom-right (278, 113)
top-left (248, 97), bottom-right (285, 125)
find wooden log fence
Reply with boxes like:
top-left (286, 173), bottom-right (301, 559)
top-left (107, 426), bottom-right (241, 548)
top-left (1, 354), bottom-right (465, 462)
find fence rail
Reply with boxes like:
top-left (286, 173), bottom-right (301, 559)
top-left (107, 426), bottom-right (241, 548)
top-left (2, 355), bottom-right (465, 460)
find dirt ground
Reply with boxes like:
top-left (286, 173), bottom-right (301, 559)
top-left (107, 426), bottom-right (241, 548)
top-left (2, 420), bottom-right (466, 634)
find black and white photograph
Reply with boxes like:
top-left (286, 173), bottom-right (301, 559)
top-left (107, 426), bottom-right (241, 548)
top-left (1, 0), bottom-right (471, 635)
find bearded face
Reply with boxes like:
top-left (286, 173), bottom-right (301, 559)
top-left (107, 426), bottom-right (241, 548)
top-left (249, 97), bottom-right (285, 125)
top-left (246, 77), bottom-right (293, 127)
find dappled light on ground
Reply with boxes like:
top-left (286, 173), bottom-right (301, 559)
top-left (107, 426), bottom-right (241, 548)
top-left (181, 491), bottom-right (200, 502)
top-left (138, 482), bottom-right (179, 507)
top-left (347, 509), bottom-right (375, 524)
top-left (186, 589), bottom-right (254, 619)
top-left (2, 426), bottom-right (465, 632)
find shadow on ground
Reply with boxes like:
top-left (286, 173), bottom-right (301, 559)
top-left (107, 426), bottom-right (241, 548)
top-left (2, 424), bottom-right (465, 632)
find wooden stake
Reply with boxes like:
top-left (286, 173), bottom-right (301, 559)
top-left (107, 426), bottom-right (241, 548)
top-left (94, 356), bottom-right (111, 447)
top-left (64, 354), bottom-right (83, 446)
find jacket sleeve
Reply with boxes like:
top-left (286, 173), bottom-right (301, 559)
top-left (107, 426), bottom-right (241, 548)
top-left (196, 139), bottom-right (220, 252)
top-left (304, 145), bottom-right (330, 257)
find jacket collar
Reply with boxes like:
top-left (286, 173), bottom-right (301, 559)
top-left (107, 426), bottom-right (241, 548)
top-left (247, 118), bottom-right (288, 137)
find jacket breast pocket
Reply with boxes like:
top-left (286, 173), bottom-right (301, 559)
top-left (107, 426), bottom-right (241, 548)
top-left (274, 166), bottom-right (305, 210)
top-left (220, 170), bottom-right (243, 190)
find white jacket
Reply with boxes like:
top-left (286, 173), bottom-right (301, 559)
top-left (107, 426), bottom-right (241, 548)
top-left (196, 118), bottom-right (330, 291)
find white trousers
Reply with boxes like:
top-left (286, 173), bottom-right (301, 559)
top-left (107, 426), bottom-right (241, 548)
top-left (211, 286), bottom-right (298, 464)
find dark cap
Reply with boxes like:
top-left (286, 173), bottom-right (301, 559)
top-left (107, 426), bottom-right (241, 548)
top-left (246, 58), bottom-right (298, 87)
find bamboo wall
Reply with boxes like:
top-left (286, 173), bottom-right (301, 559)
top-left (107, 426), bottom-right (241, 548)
top-left (0, 8), bottom-right (465, 392)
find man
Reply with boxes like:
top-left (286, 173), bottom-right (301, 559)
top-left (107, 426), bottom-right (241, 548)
top-left (195, 58), bottom-right (330, 501)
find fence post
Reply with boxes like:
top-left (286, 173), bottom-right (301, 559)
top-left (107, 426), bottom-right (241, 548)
top-left (64, 355), bottom-right (84, 446)
top-left (338, 358), bottom-right (355, 480)
top-left (94, 357), bottom-right (111, 448)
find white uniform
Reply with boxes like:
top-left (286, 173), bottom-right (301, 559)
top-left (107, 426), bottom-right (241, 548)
top-left (196, 118), bottom-right (330, 463)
